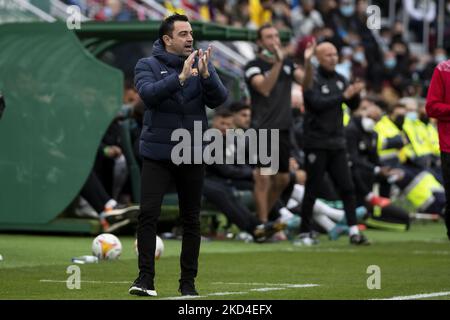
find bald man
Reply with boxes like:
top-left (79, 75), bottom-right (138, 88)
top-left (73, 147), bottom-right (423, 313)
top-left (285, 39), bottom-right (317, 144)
top-left (296, 41), bottom-right (370, 245)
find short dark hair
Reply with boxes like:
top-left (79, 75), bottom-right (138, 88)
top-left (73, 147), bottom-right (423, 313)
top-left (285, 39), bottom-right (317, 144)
top-left (159, 14), bottom-right (189, 46)
top-left (257, 23), bottom-right (275, 41)
top-left (229, 101), bottom-right (251, 113)
top-left (388, 103), bottom-right (406, 115)
top-left (213, 108), bottom-right (233, 119)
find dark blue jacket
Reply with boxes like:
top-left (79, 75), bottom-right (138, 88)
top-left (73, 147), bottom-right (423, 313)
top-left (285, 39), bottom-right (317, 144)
top-left (135, 40), bottom-right (228, 161)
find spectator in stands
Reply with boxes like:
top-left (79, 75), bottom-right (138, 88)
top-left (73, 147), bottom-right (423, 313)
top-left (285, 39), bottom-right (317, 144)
top-left (291, 0), bottom-right (324, 40)
top-left (403, 0), bottom-right (437, 42)
top-left (95, 0), bottom-right (133, 21)
top-left (249, 0), bottom-right (274, 28)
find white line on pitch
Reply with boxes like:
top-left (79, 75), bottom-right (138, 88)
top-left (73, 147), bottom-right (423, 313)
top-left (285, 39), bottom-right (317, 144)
top-left (250, 288), bottom-right (285, 292)
top-left (376, 291), bottom-right (450, 300)
top-left (161, 283), bottom-right (319, 300)
top-left (212, 282), bottom-right (319, 287)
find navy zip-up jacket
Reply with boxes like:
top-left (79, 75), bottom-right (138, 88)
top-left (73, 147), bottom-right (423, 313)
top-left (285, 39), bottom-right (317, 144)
top-left (135, 40), bottom-right (228, 161)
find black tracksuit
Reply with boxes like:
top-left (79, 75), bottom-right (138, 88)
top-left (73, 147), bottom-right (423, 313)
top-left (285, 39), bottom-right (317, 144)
top-left (203, 140), bottom-right (259, 235)
top-left (345, 117), bottom-right (380, 205)
top-left (300, 66), bottom-right (360, 233)
top-left (345, 117), bottom-right (410, 227)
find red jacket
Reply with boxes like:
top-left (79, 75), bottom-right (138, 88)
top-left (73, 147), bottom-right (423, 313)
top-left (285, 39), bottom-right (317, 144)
top-left (426, 60), bottom-right (450, 153)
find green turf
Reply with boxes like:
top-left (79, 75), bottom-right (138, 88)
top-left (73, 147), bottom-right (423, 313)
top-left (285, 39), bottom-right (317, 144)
top-left (1, 222), bottom-right (449, 300)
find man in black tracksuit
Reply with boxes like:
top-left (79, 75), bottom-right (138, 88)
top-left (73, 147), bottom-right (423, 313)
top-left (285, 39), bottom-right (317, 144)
top-left (298, 41), bottom-right (369, 245)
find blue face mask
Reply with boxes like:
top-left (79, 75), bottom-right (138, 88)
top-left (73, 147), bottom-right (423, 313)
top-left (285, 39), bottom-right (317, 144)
top-left (104, 7), bottom-right (113, 19)
top-left (336, 60), bottom-right (352, 79)
top-left (406, 111), bottom-right (418, 121)
top-left (354, 52), bottom-right (365, 63)
top-left (435, 55), bottom-right (448, 64)
top-left (340, 5), bottom-right (355, 17)
top-left (385, 58), bottom-right (396, 69)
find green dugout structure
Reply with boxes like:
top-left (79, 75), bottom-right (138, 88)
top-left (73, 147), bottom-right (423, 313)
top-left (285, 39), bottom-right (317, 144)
top-left (0, 21), bottom-right (290, 234)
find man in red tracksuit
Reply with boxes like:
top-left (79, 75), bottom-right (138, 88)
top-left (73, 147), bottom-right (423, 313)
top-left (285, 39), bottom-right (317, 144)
top-left (426, 60), bottom-right (450, 240)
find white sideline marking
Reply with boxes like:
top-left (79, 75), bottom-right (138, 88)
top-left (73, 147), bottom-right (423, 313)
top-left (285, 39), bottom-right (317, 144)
top-left (413, 250), bottom-right (450, 256)
top-left (161, 283), bottom-right (319, 300)
top-left (207, 292), bottom-right (247, 296)
top-left (212, 282), bottom-right (319, 287)
top-left (165, 295), bottom-right (207, 300)
top-left (250, 287), bottom-right (285, 292)
top-left (377, 291), bottom-right (450, 300)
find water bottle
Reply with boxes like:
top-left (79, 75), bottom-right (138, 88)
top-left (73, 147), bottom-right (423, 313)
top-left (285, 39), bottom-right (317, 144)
top-left (71, 255), bottom-right (99, 264)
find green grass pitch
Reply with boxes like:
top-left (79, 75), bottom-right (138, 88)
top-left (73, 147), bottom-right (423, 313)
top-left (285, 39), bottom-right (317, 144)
top-left (1, 222), bottom-right (450, 300)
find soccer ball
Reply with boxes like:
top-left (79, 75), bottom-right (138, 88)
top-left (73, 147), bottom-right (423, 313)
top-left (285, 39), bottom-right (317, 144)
top-left (92, 233), bottom-right (122, 260)
top-left (134, 236), bottom-right (164, 260)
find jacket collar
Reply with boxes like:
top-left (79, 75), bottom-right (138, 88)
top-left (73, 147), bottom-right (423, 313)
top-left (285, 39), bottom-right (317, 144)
top-left (152, 39), bottom-right (189, 68)
top-left (318, 65), bottom-right (337, 78)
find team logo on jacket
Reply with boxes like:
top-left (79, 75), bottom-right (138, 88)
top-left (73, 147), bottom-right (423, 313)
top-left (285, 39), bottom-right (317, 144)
top-left (321, 85), bottom-right (330, 94)
top-left (308, 153), bottom-right (316, 164)
top-left (337, 81), bottom-right (344, 90)
top-left (191, 68), bottom-right (198, 76)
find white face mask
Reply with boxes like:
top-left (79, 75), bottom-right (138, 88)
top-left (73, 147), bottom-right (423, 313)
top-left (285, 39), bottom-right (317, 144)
top-left (311, 56), bottom-right (319, 68)
top-left (361, 117), bottom-right (376, 132)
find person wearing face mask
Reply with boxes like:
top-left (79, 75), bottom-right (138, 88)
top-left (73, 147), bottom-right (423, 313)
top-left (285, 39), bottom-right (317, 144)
top-left (400, 97), bottom-right (436, 171)
top-left (419, 103), bottom-right (440, 159)
top-left (374, 103), bottom-right (408, 169)
top-left (375, 103), bottom-right (446, 217)
top-left (345, 102), bottom-right (410, 231)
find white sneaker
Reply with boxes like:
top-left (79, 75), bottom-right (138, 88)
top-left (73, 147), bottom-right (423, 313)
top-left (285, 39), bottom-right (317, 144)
top-left (293, 233), bottom-right (319, 246)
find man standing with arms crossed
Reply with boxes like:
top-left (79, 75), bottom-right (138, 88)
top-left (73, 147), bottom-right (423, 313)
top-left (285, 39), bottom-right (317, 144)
top-left (129, 14), bottom-right (227, 297)
top-left (298, 41), bottom-right (370, 246)
top-left (244, 24), bottom-right (304, 224)
top-left (426, 59), bottom-right (450, 240)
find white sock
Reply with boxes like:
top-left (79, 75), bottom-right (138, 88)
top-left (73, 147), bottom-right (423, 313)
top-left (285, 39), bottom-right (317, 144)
top-left (291, 184), bottom-right (305, 203)
top-left (104, 199), bottom-right (118, 211)
top-left (314, 199), bottom-right (345, 222)
top-left (313, 212), bottom-right (336, 232)
top-left (278, 207), bottom-right (295, 224)
top-left (349, 225), bottom-right (359, 236)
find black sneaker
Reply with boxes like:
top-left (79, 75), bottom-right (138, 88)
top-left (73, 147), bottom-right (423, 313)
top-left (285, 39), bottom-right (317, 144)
top-left (101, 205), bottom-right (140, 233)
top-left (350, 233), bottom-right (371, 246)
top-left (129, 274), bottom-right (157, 297)
top-left (179, 280), bottom-right (199, 296)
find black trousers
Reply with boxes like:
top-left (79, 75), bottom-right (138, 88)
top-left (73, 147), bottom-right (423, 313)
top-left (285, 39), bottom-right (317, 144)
top-left (80, 171), bottom-right (110, 213)
top-left (441, 152), bottom-right (450, 239)
top-left (300, 148), bottom-right (357, 233)
top-left (138, 158), bottom-right (205, 282)
top-left (203, 177), bottom-right (259, 234)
